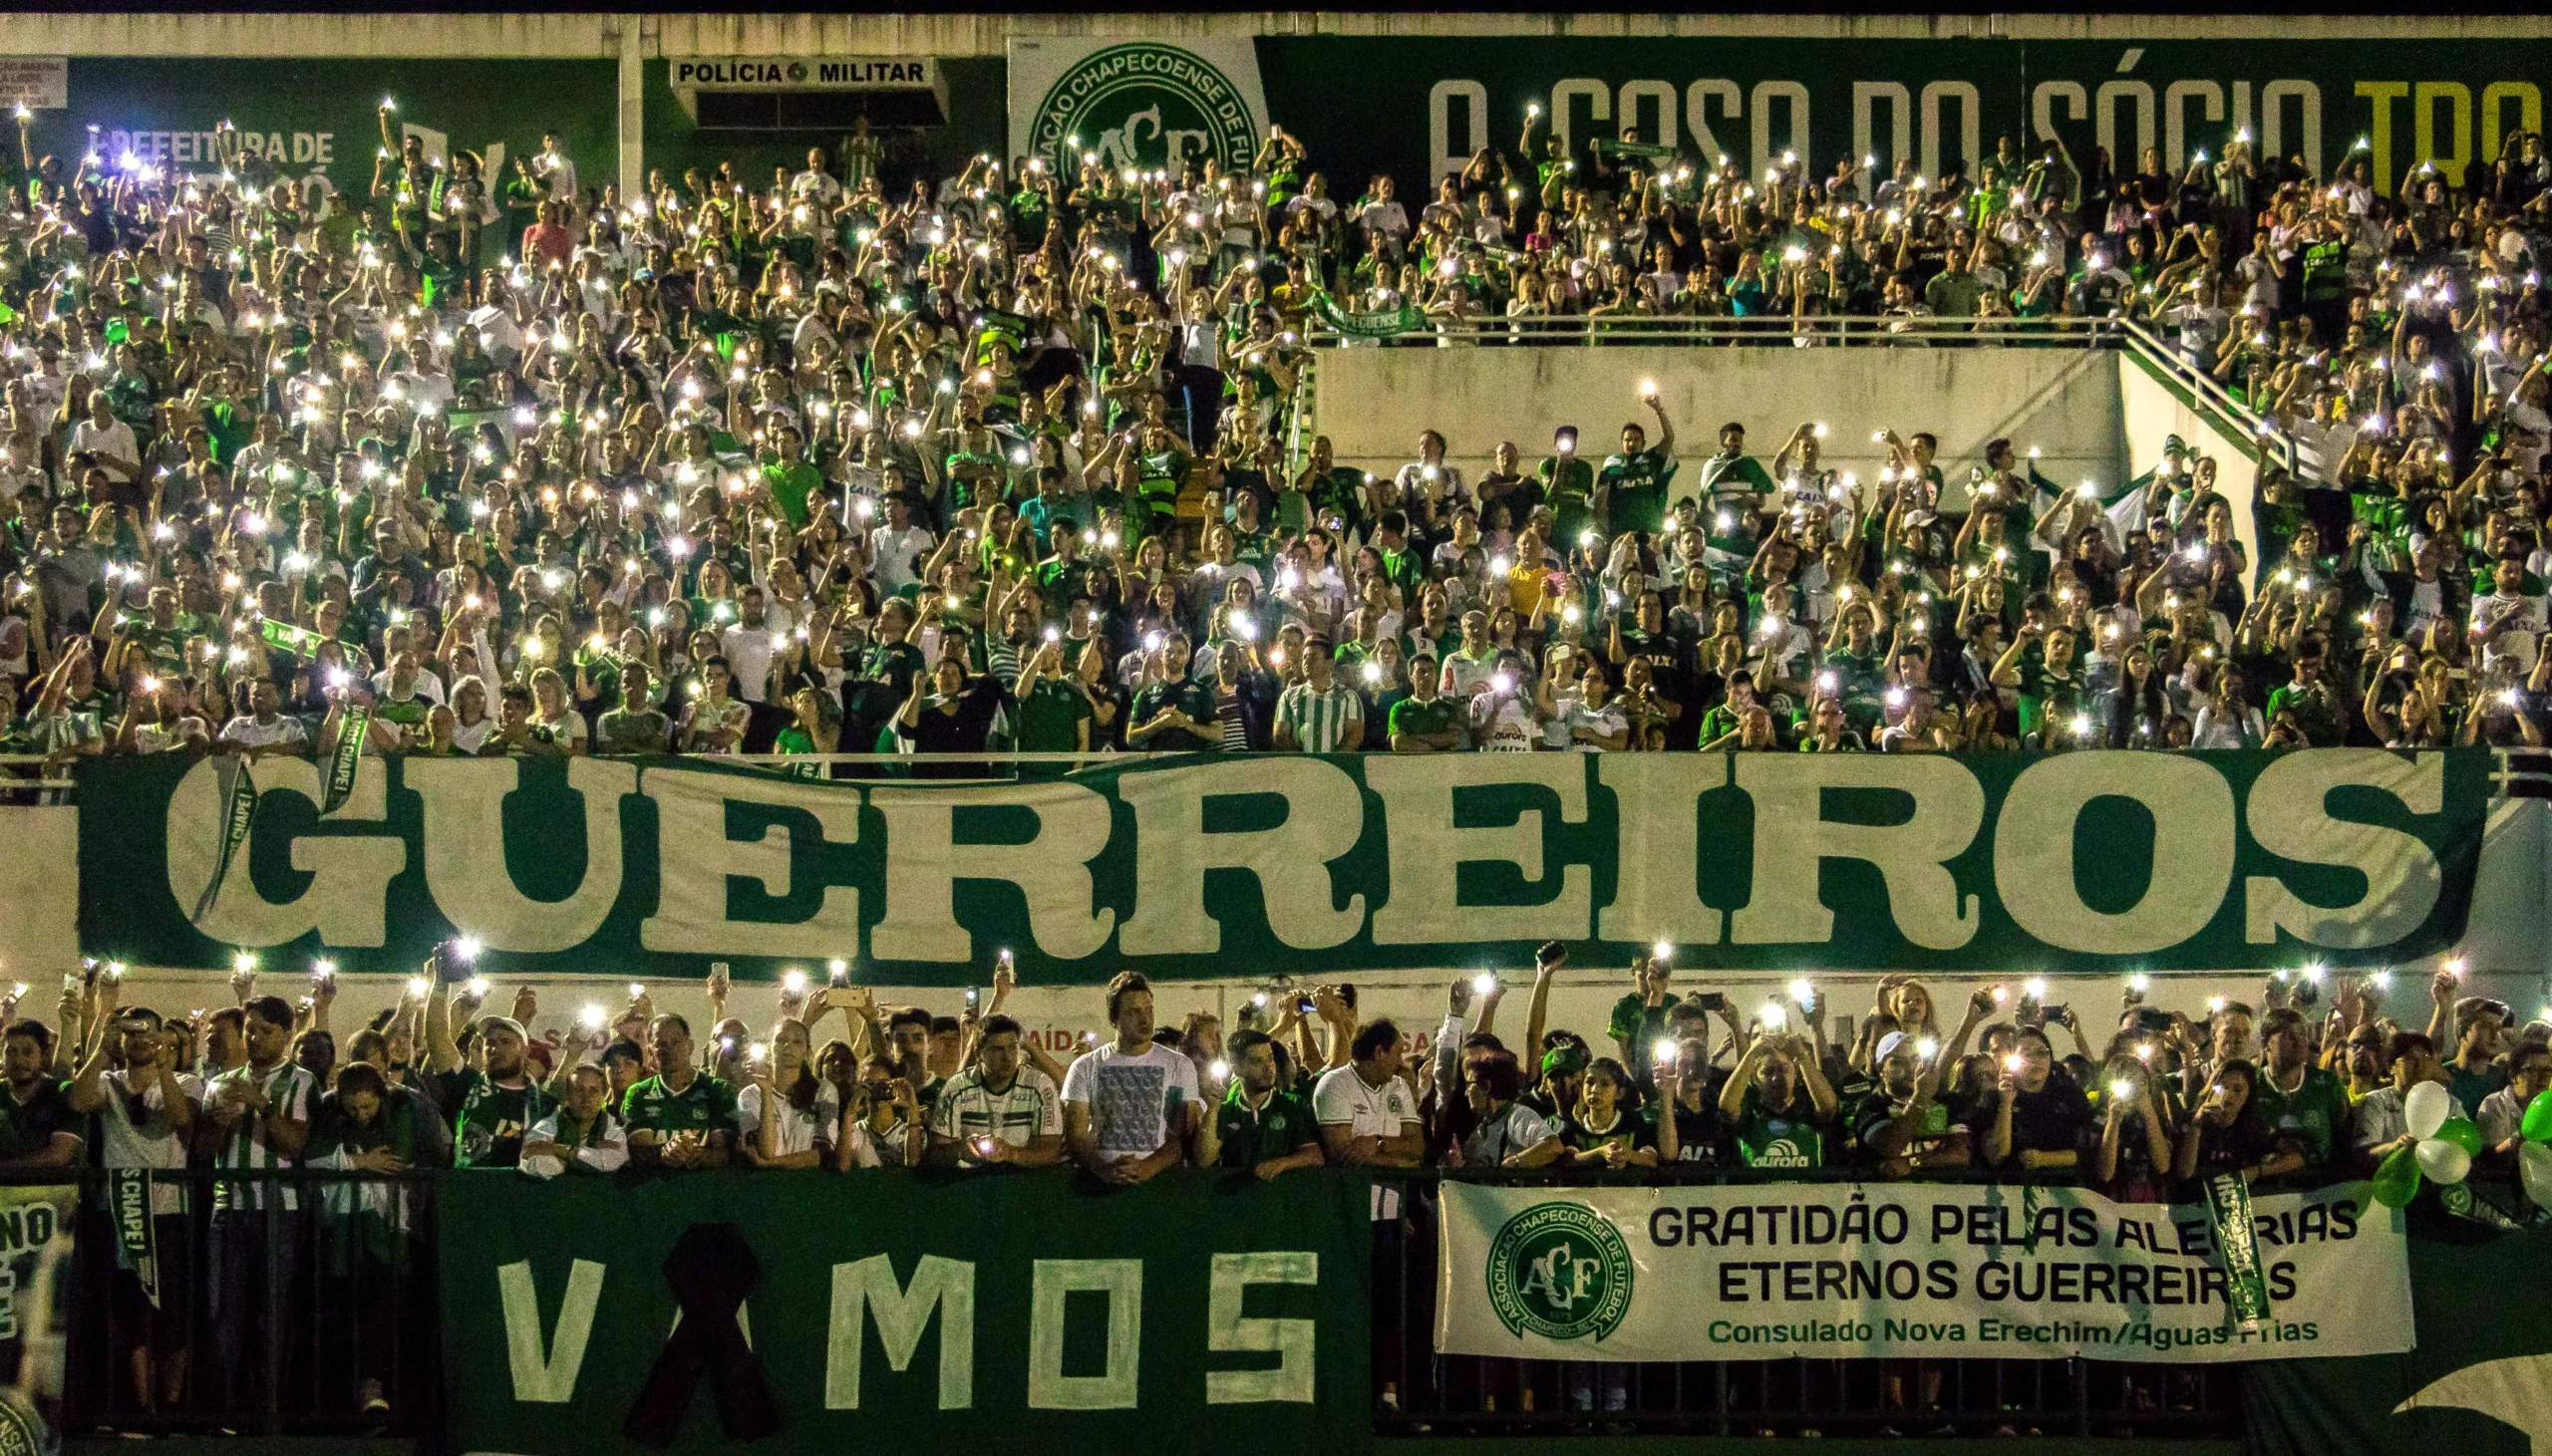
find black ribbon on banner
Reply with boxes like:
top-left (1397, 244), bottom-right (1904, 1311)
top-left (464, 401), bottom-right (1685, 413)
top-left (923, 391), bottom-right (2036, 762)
top-left (620, 1223), bottom-right (780, 1446)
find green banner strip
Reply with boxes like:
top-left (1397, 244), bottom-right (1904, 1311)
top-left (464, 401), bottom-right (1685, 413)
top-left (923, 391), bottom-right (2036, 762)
top-left (2202, 1170), bottom-right (2270, 1332)
top-left (438, 1168), bottom-right (1370, 1456)
top-left (322, 704), bottom-right (370, 815)
top-left (258, 617), bottom-right (326, 656)
top-left (187, 757), bottom-right (257, 927)
top-left (108, 1166), bottom-right (158, 1310)
top-left (1311, 289), bottom-right (1427, 338)
top-left (77, 749), bottom-right (2489, 982)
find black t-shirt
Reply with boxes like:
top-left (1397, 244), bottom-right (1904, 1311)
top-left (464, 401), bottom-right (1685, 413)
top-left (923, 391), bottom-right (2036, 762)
top-left (1657, 1085), bottom-right (1729, 1165)
top-left (1979, 1079), bottom-right (2092, 1167)
top-left (904, 677), bottom-right (1009, 754)
top-left (1560, 1105), bottom-right (1656, 1159)
top-left (2190, 1114), bottom-right (2285, 1181)
top-left (1848, 1090), bottom-right (1961, 1168)
top-left (0, 1077), bottom-right (78, 1160)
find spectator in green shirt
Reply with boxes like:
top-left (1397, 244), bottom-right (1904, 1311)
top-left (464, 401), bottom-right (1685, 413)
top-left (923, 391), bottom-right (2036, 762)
top-left (2250, 1008), bottom-right (2352, 1170)
top-left (595, 661), bottom-right (671, 754)
top-left (1719, 1026), bottom-right (1836, 1169)
top-left (1387, 650), bottom-right (1467, 749)
top-left (621, 1015), bottom-right (739, 1170)
top-left (1207, 1030), bottom-right (1324, 1180)
top-left (1126, 633), bottom-right (1218, 751)
top-left (2264, 635), bottom-right (2347, 746)
top-left (1011, 637), bottom-right (1094, 752)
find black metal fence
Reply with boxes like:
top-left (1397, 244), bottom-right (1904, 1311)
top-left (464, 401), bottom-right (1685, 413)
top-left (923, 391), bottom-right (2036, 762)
top-left (51, 1168), bottom-right (2274, 1440)
top-left (63, 1169), bottom-right (439, 1437)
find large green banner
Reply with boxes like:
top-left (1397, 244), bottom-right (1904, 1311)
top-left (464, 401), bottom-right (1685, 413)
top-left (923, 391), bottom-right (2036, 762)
top-left (1247, 35), bottom-right (2552, 203)
top-left (72, 749), bottom-right (2486, 982)
top-left (2248, 1219), bottom-right (2552, 1456)
top-left (25, 58), bottom-right (616, 209)
top-left (437, 1169), bottom-right (1370, 1456)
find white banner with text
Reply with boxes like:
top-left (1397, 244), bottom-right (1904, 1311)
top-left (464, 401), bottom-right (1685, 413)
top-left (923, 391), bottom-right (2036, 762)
top-left (1436, 1180), bottom-right (2411, 1363)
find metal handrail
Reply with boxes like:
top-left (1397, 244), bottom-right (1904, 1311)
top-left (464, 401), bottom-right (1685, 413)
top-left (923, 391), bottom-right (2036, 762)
top-left (2114, 318), bottom-right (2301, 473)
top-left (1303, 313), bottom-right (2116, 348)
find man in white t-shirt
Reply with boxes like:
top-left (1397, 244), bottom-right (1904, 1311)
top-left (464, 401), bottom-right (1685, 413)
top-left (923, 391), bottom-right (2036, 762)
top-left (720, 586), bottom-right (780, 704)
top-left (1062, 973), bottom-right (1198, 1183)
top-left (1312, 1019), bottom-right (1424, 1167)
top-left (2469, 555), bottom-right (2546, 675)
top-left (217, 680), bottom-right (311, 757)
top-left (866, 492), bottom-right (936, 596)
top-left (789, 147), bottom-right (844, 206)
top-left (529, 133), bottom-right (579, 203)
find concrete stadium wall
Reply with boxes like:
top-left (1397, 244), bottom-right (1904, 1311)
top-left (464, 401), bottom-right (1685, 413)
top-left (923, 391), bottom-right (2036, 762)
top-left (2119, 351), bottom-right (2269, 572)
top-left (1311, 343), bottom-right (2126, 513)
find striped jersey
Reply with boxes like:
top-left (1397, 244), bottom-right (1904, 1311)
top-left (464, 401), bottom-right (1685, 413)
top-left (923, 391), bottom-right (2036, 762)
top-left (1276, 682), bottom-right (1363, 751)
top-left (206, 1060), bottom-right (317, 1210)
top-left (930, 1066), bottom-right (1062, 1164)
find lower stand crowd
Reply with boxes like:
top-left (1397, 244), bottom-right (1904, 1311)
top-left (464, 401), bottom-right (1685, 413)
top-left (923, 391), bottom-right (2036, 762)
top-left (5, 942), bottom-right (2532, 1189)
top-left (7, 942), bottom-right (2535, 1419)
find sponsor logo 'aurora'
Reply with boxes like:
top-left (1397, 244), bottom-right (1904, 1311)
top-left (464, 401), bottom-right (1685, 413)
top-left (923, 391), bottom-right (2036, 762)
top-left (1031, 42), bottom-right (1257, 172)
top-left (1485, 1202), bottom-right (1633, 1342)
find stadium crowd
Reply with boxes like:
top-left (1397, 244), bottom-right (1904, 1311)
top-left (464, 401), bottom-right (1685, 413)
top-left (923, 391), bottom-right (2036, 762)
top-left (0, 99), bottom-right (2550, 768)
top-left (11, 941), bottom-right (2540, 1417)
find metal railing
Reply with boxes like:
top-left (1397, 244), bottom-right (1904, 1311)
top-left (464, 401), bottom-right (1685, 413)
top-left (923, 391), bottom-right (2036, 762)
top-left (47, 1165), bottom-right (2362, 1441)
top-left (62, 1167), bottom-right (440, 1438)
top-left (6, 746), bottom-right (2538, 794)
top-left (1301, 314), bottom-right (2120, 350)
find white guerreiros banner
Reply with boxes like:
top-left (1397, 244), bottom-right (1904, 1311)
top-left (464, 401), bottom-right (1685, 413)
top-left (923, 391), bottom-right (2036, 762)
top-left (1437, 1180), bottom-right (2410, 1363)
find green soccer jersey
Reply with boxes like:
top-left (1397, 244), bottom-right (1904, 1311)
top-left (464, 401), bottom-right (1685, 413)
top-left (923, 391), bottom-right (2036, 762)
top-left (1388, 695), bottom-right (1464, 744)
top-left (1732, 1087), bottom-right (1825, 1169)
top-left (438, 1068), bottom-right (554, 1169)
top-left (1216, 1084), bottom-right (1317, 1170)
top-left (1600, 444), bottom-right (1677, 536)
top-left (1013, 676), bottom-right (1094, 751)
top-left (1538, 455), bottom-right (1598, 545)
top-left (2250, 1063), bottom-right (2350, 1167)
top-left (621, 1071), bottom-right (741, 1145)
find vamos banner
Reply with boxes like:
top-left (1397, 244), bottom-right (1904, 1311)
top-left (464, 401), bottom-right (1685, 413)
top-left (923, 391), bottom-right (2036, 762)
top-left (439, 1169), bottom-right (1368, 1456)
top-left (74, 748), bottom-right (2485, 982)
top-left (1436, 1179), bottom-right (2410, 1364)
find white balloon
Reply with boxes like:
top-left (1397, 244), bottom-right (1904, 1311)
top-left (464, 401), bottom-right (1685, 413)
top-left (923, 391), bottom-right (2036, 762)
top-left (2521, 1141), bottom-right (2552, 1212)
top-left (2414, 1136), bottom-right (2472, 1186)
top-left (2404, 1080), bottom-right (2453, 1141)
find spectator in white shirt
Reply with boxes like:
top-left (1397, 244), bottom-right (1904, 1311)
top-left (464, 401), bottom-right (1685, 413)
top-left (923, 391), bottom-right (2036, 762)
top-left (866, 492), bottom-right (936, 595)
top-left (518, 1065), bottom-right (629, 1178)
top-left (1312, 1019), bottom-right (1424, 1167)
top-left (719, 586), bottom-right (780, 705)
top-left (529, 133), bottom-right (578, 203)
top-left (2479, 1041), bottom-right (2551, 1158)
top-left (217, 680), bottom-right (310, 757)
top-left (68, 391), bottom-right (140, 484)
top-left (789, 147), bottom-right (844, 206)
top-left (1062, 972), bottom-right (1199, 1184)
top-left (2354, 1031), bottom-right (2465, 1170)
